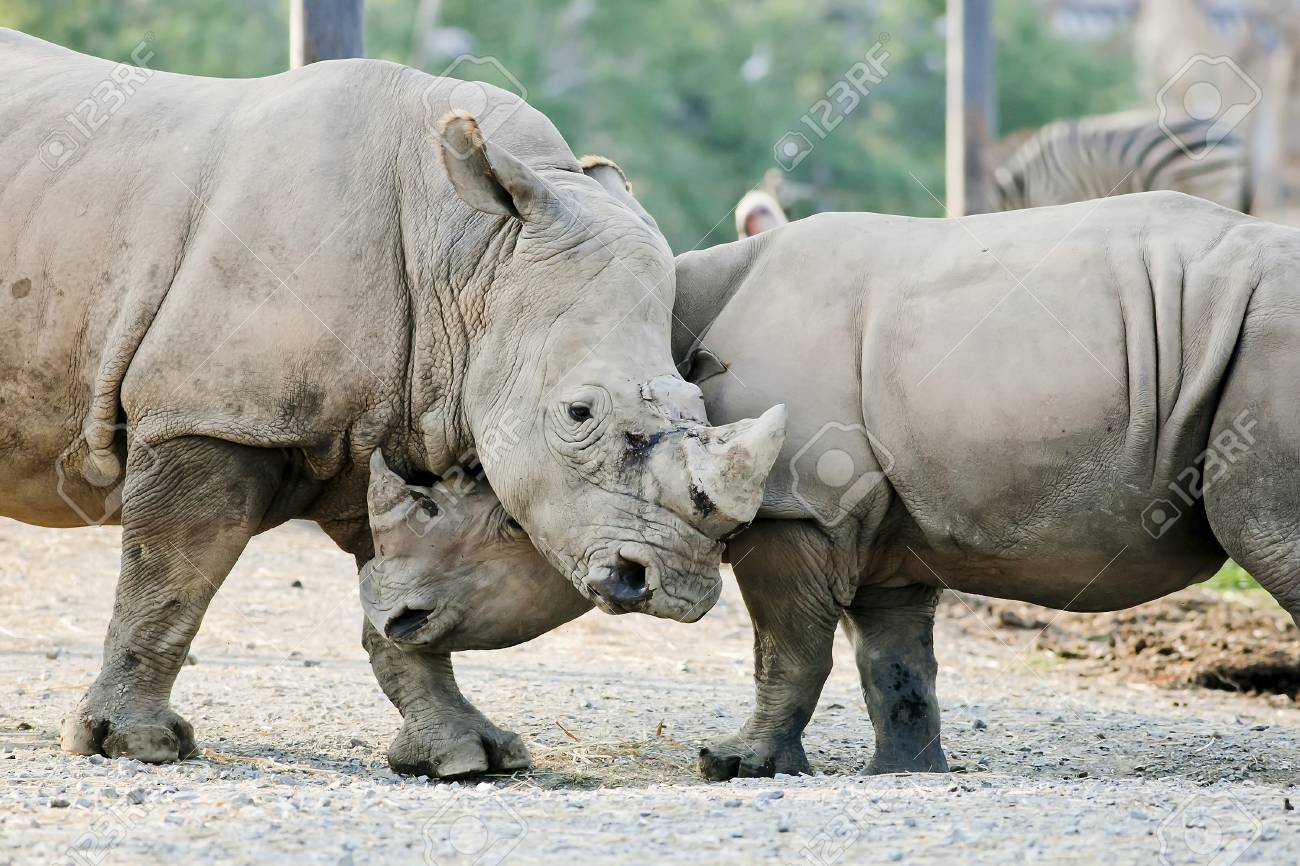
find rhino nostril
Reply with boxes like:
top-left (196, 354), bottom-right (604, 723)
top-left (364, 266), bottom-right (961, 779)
top-left (594, 555), bottom-right (648, 605)
top-left (385, 606), bottom-right (434, 640)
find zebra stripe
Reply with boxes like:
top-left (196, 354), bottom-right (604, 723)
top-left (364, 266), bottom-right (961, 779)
top-left (989, 110), bottom-right (1251, 214)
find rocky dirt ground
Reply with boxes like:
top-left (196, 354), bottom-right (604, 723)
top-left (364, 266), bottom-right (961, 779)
top-left (2, 519), bottom-right (1298, 865)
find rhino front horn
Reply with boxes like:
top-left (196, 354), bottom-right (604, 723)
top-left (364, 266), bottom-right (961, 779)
top-left (367, 449), bottom-right (415, 531)
top-left (687, 404), bottom-right (788, 535)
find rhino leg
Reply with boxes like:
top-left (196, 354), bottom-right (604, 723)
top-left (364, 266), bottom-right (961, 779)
top-left (361, 619), bottom-right (531, 779)
top-left (699, 521), bottom-right (838, 781)
top-left (62, 437), bottom-right (281, 762)
top-left (842, 584), bottom-right (948, 774)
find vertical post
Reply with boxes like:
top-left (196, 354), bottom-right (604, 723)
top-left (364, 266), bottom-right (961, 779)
top-left (945, 0), bottom-right (996, 216)
top-left (291, 0), bottom-right (365, 68)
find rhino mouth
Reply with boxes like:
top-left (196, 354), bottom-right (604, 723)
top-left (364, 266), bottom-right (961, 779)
top-left (385, 606), bottom-right (437, 641)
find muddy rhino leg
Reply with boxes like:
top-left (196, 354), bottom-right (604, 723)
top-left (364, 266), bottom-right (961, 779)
top-left (362, 619), bottom-right (531, 778)
top-left (699, 522), bottom-right (838, 781)
top-left (62, 437), bottom-right (282, 762)
top-left (841, 584), bottom-right (948, 774)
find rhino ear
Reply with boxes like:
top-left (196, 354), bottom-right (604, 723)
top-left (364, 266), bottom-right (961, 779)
top-left (580, 154), bottom-right (659, 231)
top-left (438, 111), bottom-right (554, 221)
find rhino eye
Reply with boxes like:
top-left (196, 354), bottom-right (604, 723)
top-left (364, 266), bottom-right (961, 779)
top-left (567, 403), bottom-right (592, 423)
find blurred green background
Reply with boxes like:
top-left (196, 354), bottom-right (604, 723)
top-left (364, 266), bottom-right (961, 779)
top-left (1, 0), bottom-right (1137, 250)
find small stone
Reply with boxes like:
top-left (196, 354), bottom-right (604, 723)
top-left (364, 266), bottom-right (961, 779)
top-left (185, 653), bottom-right (198, 666)
top-left (16, 722), bottom-right (32, 731)
top-left (756, 790), bottom-right (784, 800)
top-left (45, 648), bottom-right (61, 660)
top-left (973, 719), bottom-right (988, 730)
top-left (291, 579), bottom-right (304, 588)
top-left (49, 798), bottom-right (70, 808)
top-left (127, 789), bottom-right (147, 805)
top-left (349, 738), bottom-right (369, 749)
top-left (723, 799), bottom-right (742, 808)
top-left (303, 659), bottom-right (321, 667)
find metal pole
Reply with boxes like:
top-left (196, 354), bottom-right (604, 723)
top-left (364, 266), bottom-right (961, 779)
top-left (291, 0), bottom-right (365, 68)
top-left (945, 0), bottom-right (996, 215)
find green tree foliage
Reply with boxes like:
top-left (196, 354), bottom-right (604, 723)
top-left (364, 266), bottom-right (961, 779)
top-left (1, 0), bottom-right (287, 75)
top-left (4, 0), bottom-right (1137, 249)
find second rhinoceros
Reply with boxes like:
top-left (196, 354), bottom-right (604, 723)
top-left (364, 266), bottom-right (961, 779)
top-left (0, 30), bottom-right (785, 772)
top-left (361, 189), bottom-right (1300, 779)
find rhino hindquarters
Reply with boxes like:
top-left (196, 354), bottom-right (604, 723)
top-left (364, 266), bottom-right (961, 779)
top-left (1202, 285), bottom-right (1300, 628)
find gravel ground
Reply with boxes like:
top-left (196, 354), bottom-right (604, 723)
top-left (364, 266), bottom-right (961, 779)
top-left (2, 518), bottom-right (1298, 865)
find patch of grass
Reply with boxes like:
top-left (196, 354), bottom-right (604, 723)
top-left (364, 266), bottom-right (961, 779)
top-left (1200, 561), bottom-right (1264, 594)
top-left (1023, 649), bottom-right (1067, 670)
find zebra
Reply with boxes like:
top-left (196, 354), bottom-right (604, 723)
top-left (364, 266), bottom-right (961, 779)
top-left (987, 110), bottom-right (1252, 214)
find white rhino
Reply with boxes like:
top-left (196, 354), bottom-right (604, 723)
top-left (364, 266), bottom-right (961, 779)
top-left (0, 30), bottom-right (785, 768)
top-left (362, 188), bottom-right (1300, 779)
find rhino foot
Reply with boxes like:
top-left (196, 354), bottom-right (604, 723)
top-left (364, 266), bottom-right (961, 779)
top-left (698, 732), bottom-right (812, 781)
top-left (388, 713), bottom-right (532, 779)
top-left (61, 693), bottom-right (197, 763)
top-left (866, 744), bottom-right (949, 775)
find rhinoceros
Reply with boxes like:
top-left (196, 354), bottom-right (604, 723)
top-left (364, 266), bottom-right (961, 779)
top-left (0, 30), bottom-right (786, 770)
top-left (360, 187), bottom-right (1300, 779)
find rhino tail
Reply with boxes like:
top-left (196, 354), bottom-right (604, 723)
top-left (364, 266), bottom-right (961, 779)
top-left (80, 278), bottom-right (174, 487)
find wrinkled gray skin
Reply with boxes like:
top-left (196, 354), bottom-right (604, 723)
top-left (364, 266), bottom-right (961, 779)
top-left (0, 31), bottom-right (785, 769)
top-left (374, 190), bottom-right (1300, 780)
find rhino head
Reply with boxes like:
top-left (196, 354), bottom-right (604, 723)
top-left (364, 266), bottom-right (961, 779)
top-left (422, 111), bottom-right (785, 622)
top-left (362, 450), bottom-right (589, 651)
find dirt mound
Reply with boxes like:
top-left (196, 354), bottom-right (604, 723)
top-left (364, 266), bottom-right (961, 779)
top-left (940, 589), bottom-right (1300, 701)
